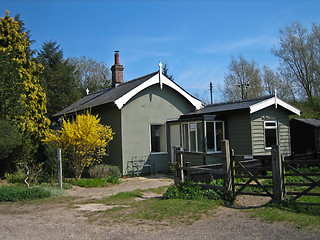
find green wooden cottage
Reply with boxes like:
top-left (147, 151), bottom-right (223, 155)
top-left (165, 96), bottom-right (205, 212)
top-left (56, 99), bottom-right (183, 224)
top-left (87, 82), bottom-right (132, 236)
top-left (170, 96), bottom-right (301, 166)
top-left (53, 52), bottom-right (202, 175)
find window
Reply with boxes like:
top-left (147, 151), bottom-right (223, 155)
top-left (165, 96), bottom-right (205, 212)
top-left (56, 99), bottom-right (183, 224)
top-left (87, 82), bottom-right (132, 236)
top-left (182, 122), bottom-right (203, 152)
top-left (264, 121), bottom-right (278, 149)
top-left (151, 125), bottom-right (166, 153)
top-left (206, 121), bottom-right (225, 153)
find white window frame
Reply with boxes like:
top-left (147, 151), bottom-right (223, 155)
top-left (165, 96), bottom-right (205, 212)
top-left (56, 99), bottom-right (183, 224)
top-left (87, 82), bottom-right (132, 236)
top-left (150, 124), bottom-right (167, 154)
top-left (205, 121), bottom-right (225, 153)
top-left (264, 120), bottom-right (278, 150)
top-left (182, 122), bottom-right (202, 152)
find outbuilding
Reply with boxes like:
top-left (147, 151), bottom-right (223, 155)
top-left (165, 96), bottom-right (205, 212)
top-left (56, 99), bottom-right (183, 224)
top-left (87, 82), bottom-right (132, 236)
top-left (290, 118), bottom-right (320, 154)
top-left (170, 96), bottom-right (301, 165)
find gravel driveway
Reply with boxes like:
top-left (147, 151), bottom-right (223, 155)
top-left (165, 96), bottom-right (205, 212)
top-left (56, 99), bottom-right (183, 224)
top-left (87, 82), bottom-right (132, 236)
top-left (0, 175), bottom-right (319, 240)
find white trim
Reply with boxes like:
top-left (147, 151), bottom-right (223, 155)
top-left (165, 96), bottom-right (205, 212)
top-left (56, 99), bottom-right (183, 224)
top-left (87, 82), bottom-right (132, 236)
top-left (150, 124), bottom-right (167, 153)
top-left (250, 97), bottom-right (300, 115)
top-left (114, 72), bottom-right (203, 110)
top-left (264, 120), bottom-right (278, 149)
top-left (205, 120), bottom-right (225, 153)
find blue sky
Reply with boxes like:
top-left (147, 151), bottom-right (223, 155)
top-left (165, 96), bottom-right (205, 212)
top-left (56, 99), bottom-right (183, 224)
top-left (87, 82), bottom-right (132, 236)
top-left (2, 0), bottom-right (320, 102)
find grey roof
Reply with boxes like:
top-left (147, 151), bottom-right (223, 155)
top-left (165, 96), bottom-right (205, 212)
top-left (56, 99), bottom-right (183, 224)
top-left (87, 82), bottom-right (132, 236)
top-left (292, 118), bottom-right (320, 127)
top-left (53, 71), bottom-right (158, 117)
top-left (181, 95), bottom-right (274, 118)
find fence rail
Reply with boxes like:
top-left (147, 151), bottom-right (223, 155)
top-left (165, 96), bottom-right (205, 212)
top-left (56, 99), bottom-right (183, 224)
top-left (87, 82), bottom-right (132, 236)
top-left (174, 141), bottom-right (320, 205)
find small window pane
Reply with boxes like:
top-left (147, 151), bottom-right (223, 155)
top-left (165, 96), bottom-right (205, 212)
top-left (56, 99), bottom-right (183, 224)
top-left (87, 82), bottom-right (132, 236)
top-left (206, 122), bottom-right (215, 152)
top-left (197, 122), bottom-right (203, 152)
top-left (182, 124), bottom-right (189, 151)
top-left (265, 122), bottom-right (276, 127)
top-left (216, 122), bottom-right (223, 151)
top-left (190, 130), bottom-right (197, 152)
top-left (265, 129), bottom-right (277, 148)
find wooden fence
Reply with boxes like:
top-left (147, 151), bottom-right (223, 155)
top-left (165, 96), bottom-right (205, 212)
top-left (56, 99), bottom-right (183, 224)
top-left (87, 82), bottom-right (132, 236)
top-left (174, 140), bottom-right (320, 205)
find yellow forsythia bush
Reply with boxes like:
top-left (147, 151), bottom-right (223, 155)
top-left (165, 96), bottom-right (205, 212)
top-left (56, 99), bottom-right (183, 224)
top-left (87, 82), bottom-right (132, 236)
top-left (43, 111), bottom-right (114, 179)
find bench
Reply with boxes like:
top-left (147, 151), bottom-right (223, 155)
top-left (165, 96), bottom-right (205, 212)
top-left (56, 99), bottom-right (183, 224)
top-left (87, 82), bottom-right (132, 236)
top-left (128, 156), bottom-right (155, 177)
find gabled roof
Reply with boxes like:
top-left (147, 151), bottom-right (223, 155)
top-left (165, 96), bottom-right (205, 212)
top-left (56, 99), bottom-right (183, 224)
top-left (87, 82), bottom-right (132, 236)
top-left (181, 95), bottom-right (300, 118)
top-left (53, 71), bottom-right (202, 117)
top-left (292, 118), bottom-right (320, 127)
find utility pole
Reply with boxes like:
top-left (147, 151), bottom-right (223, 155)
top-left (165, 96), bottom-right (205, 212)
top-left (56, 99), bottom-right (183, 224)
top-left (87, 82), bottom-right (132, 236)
top-left (210, 82), bottom-right (213, 105)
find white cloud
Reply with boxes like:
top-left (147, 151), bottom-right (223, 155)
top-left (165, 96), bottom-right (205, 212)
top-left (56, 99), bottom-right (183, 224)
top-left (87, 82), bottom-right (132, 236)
top-left (196, 35), bottom-right (277, 55)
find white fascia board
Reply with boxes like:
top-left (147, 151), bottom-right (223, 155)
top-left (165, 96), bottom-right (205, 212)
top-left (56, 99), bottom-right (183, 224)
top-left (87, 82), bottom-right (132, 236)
top-left (161, 75), bottom-right (203, 110)
top-left (250, 97), bottom-right (301, 115)
top-left (114, 74), bottom-right (159, 109)
top-left (276, 98), bottom-right (301, 115)
top-left (114, 72), bottom-right (203, 110)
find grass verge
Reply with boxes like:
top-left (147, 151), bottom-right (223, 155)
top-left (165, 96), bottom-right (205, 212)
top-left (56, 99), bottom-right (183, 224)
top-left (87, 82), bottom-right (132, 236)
top-left (248, 201), bottom-right (320, 232)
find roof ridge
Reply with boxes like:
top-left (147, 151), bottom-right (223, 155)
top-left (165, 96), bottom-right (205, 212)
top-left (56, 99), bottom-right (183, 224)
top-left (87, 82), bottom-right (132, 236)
top-left (206, 95), bottom-right (274, 107)
top-left (82, 71), bottom-right (159, 96)
top-left (118, 71), bottom-right (159, 87)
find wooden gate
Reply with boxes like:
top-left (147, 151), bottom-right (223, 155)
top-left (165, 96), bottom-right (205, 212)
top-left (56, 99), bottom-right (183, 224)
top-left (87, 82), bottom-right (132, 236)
top-left (283, 155), bottom-right (320, 206)
top-left (175, 141), bottom-right (319, 205)
top-left (232, 154), bottom-right (274, 198)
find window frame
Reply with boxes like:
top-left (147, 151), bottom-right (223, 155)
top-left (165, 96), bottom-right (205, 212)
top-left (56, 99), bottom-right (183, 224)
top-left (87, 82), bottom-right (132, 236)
top-left (264, 120), bottom-right (278, 150)
top-left (150, 124), bottom-right (167, 154)
top-left (181, 120), bottom-right (225, 154)
top-left (205, 121), bottom-right (225, 153)
top-left (182, 122), bottom-right (202, 152)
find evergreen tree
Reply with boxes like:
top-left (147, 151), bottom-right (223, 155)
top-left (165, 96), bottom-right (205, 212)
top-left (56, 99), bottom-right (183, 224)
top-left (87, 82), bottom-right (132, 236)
top-left (0, 11), bottom-right (50, 172)
top-left (162, 63), bottom-right (174, 81)
top-left (37, 40), bottom-right (81, 116)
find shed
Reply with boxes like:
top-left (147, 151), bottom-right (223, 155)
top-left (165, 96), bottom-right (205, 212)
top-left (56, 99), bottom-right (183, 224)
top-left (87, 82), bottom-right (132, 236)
top-left (290, 118), bottom-right (320, 154)
top-left (172, 96), bottom-right (301, 166)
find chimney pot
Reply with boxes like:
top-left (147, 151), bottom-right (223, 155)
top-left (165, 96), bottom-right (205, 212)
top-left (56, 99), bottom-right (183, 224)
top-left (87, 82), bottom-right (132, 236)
top-left (111, 51), bottom-right (124, 87)
top-left (114, 51), bottom-right (120, 65)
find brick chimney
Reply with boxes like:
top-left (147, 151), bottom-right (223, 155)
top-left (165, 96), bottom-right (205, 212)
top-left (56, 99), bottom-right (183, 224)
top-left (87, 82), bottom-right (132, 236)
top-left (111, 51), bottom-right (124, 87)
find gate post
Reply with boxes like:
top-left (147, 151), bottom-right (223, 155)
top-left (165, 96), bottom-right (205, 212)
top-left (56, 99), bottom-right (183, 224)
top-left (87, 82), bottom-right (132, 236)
top-left (221, 140), bottom-right (233, 193)
top-left (272, 145), bottom-right (284, 202)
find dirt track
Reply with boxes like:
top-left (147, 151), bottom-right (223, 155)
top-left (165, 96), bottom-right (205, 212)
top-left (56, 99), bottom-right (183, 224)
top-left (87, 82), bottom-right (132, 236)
top-left (0, 175), bottom-right (319, 240)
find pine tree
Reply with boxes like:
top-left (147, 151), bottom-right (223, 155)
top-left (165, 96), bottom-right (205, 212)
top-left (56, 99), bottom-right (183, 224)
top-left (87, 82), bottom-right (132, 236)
top-left (37, 40), bottom-right (81, 117)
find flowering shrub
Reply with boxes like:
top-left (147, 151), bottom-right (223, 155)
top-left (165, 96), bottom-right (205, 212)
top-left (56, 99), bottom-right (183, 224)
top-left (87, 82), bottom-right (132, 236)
top-left (43, 111), bottom-right (114, 179)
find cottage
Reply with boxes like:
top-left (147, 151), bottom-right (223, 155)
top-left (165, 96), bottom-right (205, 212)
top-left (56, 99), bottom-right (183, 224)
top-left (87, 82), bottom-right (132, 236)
top-left (170, 96), bottom-right (301, 166)
top-left (290, 118), bottom-right (320, 154)
top-left (53, 52), bottom-right (202, 175)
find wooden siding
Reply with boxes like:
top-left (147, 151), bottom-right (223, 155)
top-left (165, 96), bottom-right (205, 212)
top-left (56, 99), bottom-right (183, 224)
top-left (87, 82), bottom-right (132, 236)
top-left (226, 112), bottom-right (252, 155)
top-left (251, 106), bottom-right (291, 156)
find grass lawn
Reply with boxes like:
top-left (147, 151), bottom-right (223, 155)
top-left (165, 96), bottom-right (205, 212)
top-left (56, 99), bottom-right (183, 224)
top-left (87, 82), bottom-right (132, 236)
top-left (83, 187), bottom-right (222, 226)
top-left (248, 201), bottom-right (320, 233)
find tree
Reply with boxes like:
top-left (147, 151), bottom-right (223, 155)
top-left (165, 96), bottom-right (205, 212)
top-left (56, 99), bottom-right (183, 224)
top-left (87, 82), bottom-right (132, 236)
top-left (43, 112), bottom-right (115, 179)
top-left (70, 56), bottom-right (111, 95)
top-left (0, 119), bottom-right (23, 177)
top-left (272, 22), bottom-right (320, 103)
top-left (0, 11), bottom-right (50, 174)
top-left (261, 65), bottom-right (294, 100)
top-left (37, 40), bottom-right (81, 117)
top-left (162, 63), bottom-right (174, 81)
top-left (224, 55), bottom-right (263, 101)
top-left (0, 11), bottom-right (49, 139)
